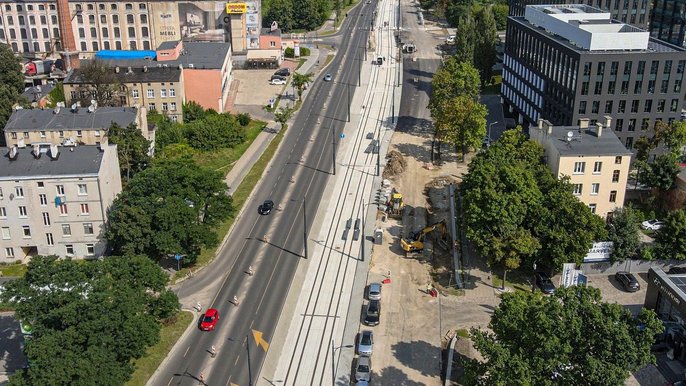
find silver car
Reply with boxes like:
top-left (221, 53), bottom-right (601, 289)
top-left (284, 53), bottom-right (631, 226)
top-left (368, 283), bottom-right (381, 301)
top-left (357, 330), bottom-right (373, 356)
top-left (355, 356), bottom-right (371, 382)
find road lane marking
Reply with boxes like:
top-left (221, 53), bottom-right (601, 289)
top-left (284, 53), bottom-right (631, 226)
top-left (183, 346), bottom-right (191, 357)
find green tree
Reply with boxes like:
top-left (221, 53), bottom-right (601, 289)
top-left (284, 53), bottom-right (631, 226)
top-left (274, 106), bottom-right (294, 128)
top-left (446, 0), bottom-right (474, 28)
top-left (0, 84), bottom-right (18, 144)
top-left (464, 287), bottom-right (664, 386)
top-left (638, 153), bottom-right (680, 191)
top-left (74, 60), bottom-right (121, 107)
top-left (292, 72), bottom-right (314, 100)
top-left (182, 101), bottom-right (206, 123)
top-left (263, 0), bottom-right (295, 32)
top-left (473, 7), bottom-right (498, 86)
top-left (107, 122), bottom-right (151, 183)
top-left (492, 4), bottom-right (508, 30)
top-left (606, 206), bottom-right (641, 262)
top-left (429, 58), bottom-right (481, 109)
top-left (1, 255), bottom-right (177, 386)
top-left (432, 95), bottom-right (487, 160)
top-left (454, 15), bottom-right (476, 64)
top-left (655, 209), bottom-right (686, 260)
top-left (106, 158), bottom-right (233, 263)
top-left (185, 113), bottom-right (245, 150)
top-left (293, 0), bottom-right (322, 30)
top-left (46, 82), bottom-right (65, 107)
top-left (0, 44), bottom-right (25, 95)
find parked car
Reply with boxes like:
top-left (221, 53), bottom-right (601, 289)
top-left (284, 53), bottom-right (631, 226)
top-left (270, 78), bottom-right (286, 85)
top-left (258, 200), bottom-right (274, 215)
top-left (355, 356), bottom-right (372, 382)
top-left (199, 308), bottom-right (219, 331)
top-left (364, 300), bottom-right (381, 326)
top-left (271, 74), bottom-right (287, 81)
top-left (446, 35), bottom-right (456, 44)
top-left (615, 271), bottom-right (640, 292)
top-left (357, 330), bottom-right (374, 356)
top-left (534, 272), bottom-right (556, 294)
top-left (641, 219), bottom-right (665, 231)
top-left (323, 73), bottom-right (333, 81)
top-left (368, 283), bottom-right (381, 300)
top-left (274, 68), bottom-right (290, 77)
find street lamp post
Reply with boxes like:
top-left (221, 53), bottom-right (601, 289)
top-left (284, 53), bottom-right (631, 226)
top-left (303, 197), bottom-right (309, 259)
top-left (488, 121), bottom-right (499, 145)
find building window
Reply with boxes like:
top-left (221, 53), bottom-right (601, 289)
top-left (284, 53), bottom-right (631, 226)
top-left (160, 89), bottom-right (167, 98)
top-left (171, 115), bottom-right (178, 122)
top-left (592, 101), bottom-right (599, 114)
top-left (589, 204), bottom-right (597, 214)
top-left (631, 100), bottom-right (639, 113)
top-left (127, 14), bottom-right (134, 24)
top-left (139, 3), bottom-right (147, 10)
top-left (65, 244), bottom-right (74, 256)
top-left (95, 130), bottom-right (100, 137)
top-left (126, 3), bottom-right (133, 10)
top-left (111, 4), bottom-right (118, 11)
top-left (56, 185), bottom-right (65, 195)
top-left (162, 102), bottom-right (168, 111)
top-left (604, 101), bottom-right (613, 114)
top-left (578, 101), bottom-right (586, 114)
top-left (14, 187), bottom-right (24, 198)
top-left (10, 132), bottom-right (16, 139)
top-left (169, 88), bottom-right (176, 97)
top-left (671, 99), bottom-right (679, 112)
top-left (80, 203), bottom-right (89, 215)
top-left (86, 244), bottom-right (95, 256)
top-left (615, 156), bottom-right (622, 164)
top-left (147, 89), bottom-right (154, 98)
top-left (625, 137), bottom-right (633, 149)
top-left (574, 162), bottom-right (585, 174)
top-left (0, 207), bottom-right (5, 218)
top-left (170, 102), bottom-right (177, 111)
top-left (1, 227), bottom-right (9, 239)
top-left (618, 100), bottom-right (626, 113)
top-left (128, 27), bottom-right (135, 38)
top-left (62, 224), bottom-right (71, 236)
top-left (80, 42), bottom-right (87, 52)
top-left (39, 194), bottom-right (47, 206)
top-left (573, 184), bottom-right (583, 195)
top-left (77, 130), bottom-right (82, 137)
top-left (590, 183), bottom-right (599, 195)
top-left (644, 99), bottom-right (652, 113)
top-left (628, 119), bottom-right (636, 131)
top-left (39, 130), bottom-right (46, 138)
top-left (42, 212), bottom-right (50, 226)
top-left (581, 82), bottom-right (589, 95)
top-left (5, 248), bottom-right (13, 258)
top-left (132, 89), bottom-right (139, 99)
top-left (83, 223), bottom-right (94, 235)
top-left (612, 170), bottom-right (620, 182)
top-left (22, 225), bottom-right (31, 238)
top-left (141, 14), bottom-right (148, 24)
top-left (46, 233), bottom-right (54, 246)
top-left (19, 206), bottom-right (27, 217)
top-left (641, 118), bottom-right (650, 131)
top-left (593, 161), bottom-right (602, 174)
top-left (657, 99), bottom-right (665, 113)
top-left (148, 103), bottom-right (156, 111)
top-left (609, 190), bottom-right (617, 203)
top-left (59, 204), bottom-right (68, 215)
top-left (608, 81), bottom-right (615, 94)
top-left (78, 184), bottom-right (87, 195)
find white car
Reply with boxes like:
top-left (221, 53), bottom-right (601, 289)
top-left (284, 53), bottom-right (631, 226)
top-left (641, 219), bottom-right (665, 231)
top-left (446, 35), bottom-right (456, 44)
top-left (270, 78), bottom-right (286, 85)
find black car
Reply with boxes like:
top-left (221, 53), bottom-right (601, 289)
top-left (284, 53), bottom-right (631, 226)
top-left (274, 68), bottom-right (290, 77)
top-left (615, 271), bottom-right (640, 292)
top-left (364, 300), bottom-right (380, 326)
top-left (534, 272), bottom-right (556, 294)
top-left (258, 200), bottom-right (274, 215)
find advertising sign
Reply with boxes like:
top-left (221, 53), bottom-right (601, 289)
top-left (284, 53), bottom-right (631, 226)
top-left (226, 3), bottom-right (247, 14)
top-left (584, 241), bottom-right (614, 262)
top-left (150, 1), bottom-right (229, 44)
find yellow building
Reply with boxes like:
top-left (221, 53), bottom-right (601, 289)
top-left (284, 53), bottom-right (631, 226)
top-left (530, 117), bottom-right (632, 218)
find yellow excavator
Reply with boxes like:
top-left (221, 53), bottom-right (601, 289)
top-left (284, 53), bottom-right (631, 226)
top-left (400, 220), bottom-right (448, 253)
top-left (387, 189), bottom-right (404, 218)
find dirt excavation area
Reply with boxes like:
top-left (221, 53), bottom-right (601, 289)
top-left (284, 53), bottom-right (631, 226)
top-left (366, 126), bottom-right (501, 384)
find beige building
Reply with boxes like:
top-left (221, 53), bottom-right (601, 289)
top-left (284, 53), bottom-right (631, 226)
top-left (63, 64), bottom-right (184, 122)
top-left (530, 117), bottom-right (632, 218)
top-left (3, 106), bottom-right (151, 150)
top-left (0, 144), bottom-right (122, 261)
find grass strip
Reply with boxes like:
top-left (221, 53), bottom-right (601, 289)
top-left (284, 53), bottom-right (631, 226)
top-left (125, 311), bottom-right (194, 386)
top-left (0, 263), bottom-right (28, 278)
top-left (193, 121), bottom-right (264, 172)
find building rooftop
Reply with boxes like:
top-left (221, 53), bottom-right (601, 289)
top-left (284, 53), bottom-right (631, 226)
top-left (261, 27), bottom-right (282, 36)
top-left (22, 84), bottom-right (55, 102)
top-left (96, 42), bottom-right (231, 70)
top-left (0, 145), bottom-right (111, 179)
top-left (516, 4), bottom-right (684, 53)
top-left (539, 120), bottom-right (632, 157)
top-left (64, 64), bottom-right (181, 84)
top-left (4, 107), bottom-right (138, 132)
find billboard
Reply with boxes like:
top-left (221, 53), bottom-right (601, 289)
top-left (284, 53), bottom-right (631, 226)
top-left (245, 0), bottom-right (260, 49)
top-left (226, 3), bottom-right (247, 14)
top-left (150, 1), bottom-right (230, 45)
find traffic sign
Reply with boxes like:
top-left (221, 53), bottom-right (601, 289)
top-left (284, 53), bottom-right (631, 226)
top-left (340, 133), bottom-right (345, 138)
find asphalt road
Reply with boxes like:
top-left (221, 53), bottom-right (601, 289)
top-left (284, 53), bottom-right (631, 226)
top-left (151, 4), bottom-right (379, 386)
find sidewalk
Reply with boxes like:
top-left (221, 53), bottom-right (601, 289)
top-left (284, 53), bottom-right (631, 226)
top-left (223, 48), bottom-right (326, 195)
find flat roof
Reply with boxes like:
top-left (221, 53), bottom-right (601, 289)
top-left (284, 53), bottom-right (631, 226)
top-left (64, 64), bottom-right (181, 84)
top-left (545, 124), bottom-right (632, 157)
top-left (98, 42), bottom-right (231, 70)
top-left (5, 107), bottom-right (138, 132)
top-left (0, 145), bottom-right (110, 179)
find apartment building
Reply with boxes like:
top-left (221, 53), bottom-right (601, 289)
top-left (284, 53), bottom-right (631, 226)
top-left (0, 0), bottom-right (246, 56)
top-left (502, 4), bottom-right (686, 154)
top-left (530, 117), bottom-right (632, 218)
top-left (509, 0), bottom-right (651, 29)
top-left (3, 106), bottom-right (150, 148)
top-left (0, 144), bottom-right (122, 261)
top-left (63, 64), bottom-right (184, 122)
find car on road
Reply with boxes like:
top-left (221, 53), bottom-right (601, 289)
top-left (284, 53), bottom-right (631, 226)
top-left (446, 35), bottom-right (456, 44)
top-left (270, 78), bottom-right (286, 85)
top-left (615, 271), bottom-right (640, 292)
top-left (258, 200), bottom-right (274, 215)
top-left (357, 330), bottom-right (373, 356)
top-left (323, 73), bottom-right (332, 81)
top-left (199, 308), bottom-right (219, 331)
top-left (274, 68), bottom-right (290, 77)
top-left (534, 272), bottom-right (556, 294)
top-left (364, 300), bottom-right (381, 326)
top-left (367, 283), bottom-right (381, 300)
top-left (355, 356), bottom-right (372, 382)
top-left (641, 219), bottom-right (664, 231)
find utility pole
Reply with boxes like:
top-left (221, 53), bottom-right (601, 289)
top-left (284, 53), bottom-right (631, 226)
top-left (347, 83), bottom-right (351, 122)
top-left (358, 47), bottom-right (362, 87)
top-left (303, 197), bottom-right (308, 259)
top-left (246, 333), bottom-right (253, 386)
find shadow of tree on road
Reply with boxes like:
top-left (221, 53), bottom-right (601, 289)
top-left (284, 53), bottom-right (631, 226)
top-left (371, 366), bottom-right (426, 386)
top-left (394, 141), bottom-right (433, 164)
top-left (391, 340), bottom-right (441, 378)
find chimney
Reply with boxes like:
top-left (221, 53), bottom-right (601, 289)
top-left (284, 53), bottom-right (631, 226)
top-left (127, 66), bottom-right (133, 74)
top-left (8, 146), bottom-right (18, 161)
top-left (578, 118), bottom-right (590, 131)
top-left (143, 66), bottom-right (148, 72)
top-left (545, 120), bottom-right (553, 134)
top-left (115, 66), bottom-right (120, 73)
top-left (48, 144), bottom-right (59, 160)
top-left (32, 144), bottom-right (41, 158)
top-left (56, 0), bottom-right (79, 70)
top-left (537, 118), bottom-right (544, 130)
top-left (595, 122), bottom-right (603, 137)
top-left (603, 115), bottom-right (612, 129)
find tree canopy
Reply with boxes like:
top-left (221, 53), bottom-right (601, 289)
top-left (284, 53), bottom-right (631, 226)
top-left (74, 60), bottom-right (121, 107)
top-left (473, 7), bottom-right (498, 86)
top-left (464, 286), bottom-right (663, 386)
top-left (655, 209), bottom-right (686, 260)
top-left (107, 122), bottom-right (151, 183)
top-left (292, 72), bottom-right (314, 101)
top-left (0, 44), bottom-right (26, 144)
top-left (429, 58), bottom-right (481, 107)
top-left (1, 255), bottom-right (179, 386)
top-left (106, 158), bottom-right (233, 263)
top-left (606, 206), bottom-right (641, 262)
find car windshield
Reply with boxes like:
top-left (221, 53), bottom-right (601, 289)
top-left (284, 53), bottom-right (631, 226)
top-left (203, 315), bottom-right (215, 322)
top-left (358, 365), bottom-right (369, 372)
top-left (361, 334), bottom-right (372, 345)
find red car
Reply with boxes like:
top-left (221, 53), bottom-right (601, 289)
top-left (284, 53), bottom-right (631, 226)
top-left (200, 308), bottom-right (219, 331)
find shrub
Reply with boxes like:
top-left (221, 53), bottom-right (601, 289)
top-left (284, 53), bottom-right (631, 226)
top-left (300, 47), bottom-right (311, 57)
top-left (237, 112), bottom-right (251, 126)
top-left (284, 47), bottom-right (295, 58)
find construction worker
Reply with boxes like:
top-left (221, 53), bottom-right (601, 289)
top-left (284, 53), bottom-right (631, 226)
top-left (247, 265), bottom-right (254, 276)
top-left (233, 295), bottom-right (240, 306)
top-left (210, 345), bottom-right (217, 358)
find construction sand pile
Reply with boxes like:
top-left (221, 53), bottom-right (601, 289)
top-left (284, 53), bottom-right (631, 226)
top-left (382, 150), bottom-right (407, 179)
